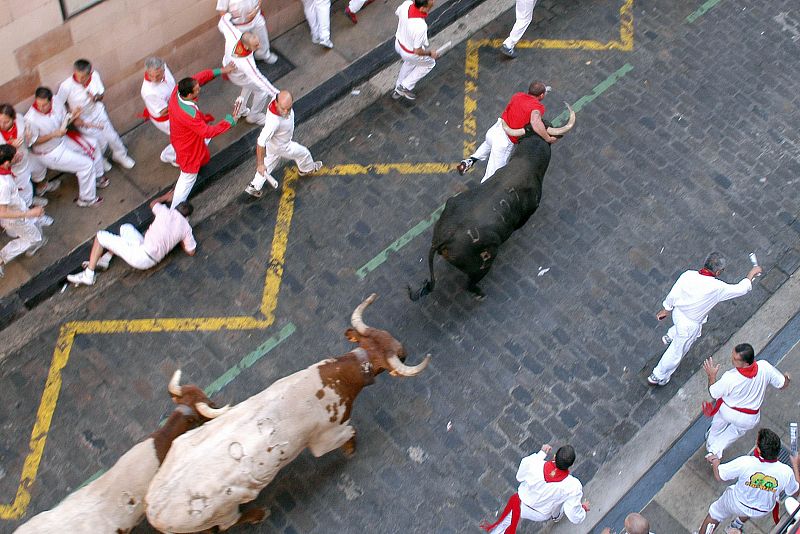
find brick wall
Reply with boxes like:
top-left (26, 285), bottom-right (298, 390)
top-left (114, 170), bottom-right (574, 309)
top-left (0, 0), bottom-right (305, 132)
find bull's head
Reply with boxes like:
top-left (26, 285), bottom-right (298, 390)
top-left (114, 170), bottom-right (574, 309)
top-left (346, 294), bottom-right (431, 377)
top-left (167, 370), bottom-right (231, 420)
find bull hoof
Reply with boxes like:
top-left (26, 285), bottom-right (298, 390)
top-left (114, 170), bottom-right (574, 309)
top-left (341, 436), bottom-right (357, 457)
top-left (468, 285), bottom-right (485, 301)
top-left (238, 507), bottom-right (268, 525)
top-left (408, 281), bottom-right (431, 301)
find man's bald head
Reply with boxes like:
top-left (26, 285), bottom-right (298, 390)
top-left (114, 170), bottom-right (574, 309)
top-left (242, 31), bottom-right (260, 51)
top-left (277, 90), bottom-right (293, 108)
top-left (623, 513), bottom-right (649, 534)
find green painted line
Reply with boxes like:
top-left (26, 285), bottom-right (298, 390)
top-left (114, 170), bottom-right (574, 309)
top-left (355, 205), bottom-right (446, 280)
top-left (356, 65), bottom-right (634, 280)
top-left (204, 322), bottom-right (296, 397)
top-left (686, 0), bottom-right (722, 23)
top-left (79, 323), bottom-right (296, 488)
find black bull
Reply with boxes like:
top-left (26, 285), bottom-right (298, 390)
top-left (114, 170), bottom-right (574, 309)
top-left (408, 127), bottom-right (556, 301)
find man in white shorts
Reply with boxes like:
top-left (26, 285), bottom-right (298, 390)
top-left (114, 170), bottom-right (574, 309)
top-left (698, 428), bottom-right (800, 534)
top-left (67, 191), bottom-right (196, 286)
top-left (140, 57), bottom-right (177, 166)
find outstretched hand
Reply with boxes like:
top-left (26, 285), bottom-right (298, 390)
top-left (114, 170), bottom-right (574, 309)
top-left (703, 357), bottom-right (720, 380)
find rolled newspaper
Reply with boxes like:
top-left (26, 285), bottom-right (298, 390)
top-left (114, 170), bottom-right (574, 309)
top-left (749, 252), bottom-right (762, 277)
top-left (254, 170), bottom-right (279, 190)
top-left (435, 40), bottom-right (453, 57)
top-left (233, 97), bottom-right (244, 120)
top-left (60, 112), bottom-right (73, 131)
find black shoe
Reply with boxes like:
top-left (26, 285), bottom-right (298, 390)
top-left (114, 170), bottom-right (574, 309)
top-left (500, 45), bottom-right (517, 58)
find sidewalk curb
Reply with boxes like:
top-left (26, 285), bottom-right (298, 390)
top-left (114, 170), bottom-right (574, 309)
top-left (0, 0), bottom-right (498, 331)
top-left (547, 270), bottom-right (800, 534)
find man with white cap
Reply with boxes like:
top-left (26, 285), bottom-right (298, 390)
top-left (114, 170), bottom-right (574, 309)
top-left (140, 57), bottom-right (177, 166)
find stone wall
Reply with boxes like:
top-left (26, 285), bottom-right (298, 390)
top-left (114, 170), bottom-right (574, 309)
top-left (0, 0), bottom-right (304, 132)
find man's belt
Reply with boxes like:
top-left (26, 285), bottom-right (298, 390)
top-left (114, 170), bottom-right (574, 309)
top-left (396, 39), bottom-right (415, 54)
top-left (702, 398), bottom-right (760, 417)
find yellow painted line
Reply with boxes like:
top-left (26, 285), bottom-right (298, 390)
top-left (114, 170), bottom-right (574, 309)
top-left (463, 40), bottom-right (481, 158)
top-left (316, 163), bottom-right (456, 176)
top-left (261, 169), bottom-right (297, 319)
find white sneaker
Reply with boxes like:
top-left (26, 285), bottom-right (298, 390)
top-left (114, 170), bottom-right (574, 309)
top-left (299, 161), bottom-right (322, 176)
top-left (113, 154), bottom-right (136, 169)
top-left (31, 196), bottom-right (48, 207)
top-left (160, 153), bottom-right (178, 167)
top-left (67, 269), bottom-right (95, 287)
top-left (319, 39), bottom-right (334, 49)
top-left (245, 112), bottom-right (267, 125)
top-left (647, 373), bottom-right (670, 386)
top-left (36, 179), bottom-right (61, 195)
top-left (245, 184), bottom-right (263, 198)
top-left (264, 52), bottom-right (279, 64)
top-left (25, 236), bottom-right (48, 257)
top-left (75, 196), bottom-right (103, 207)
top-left (96, 176), bottom-right (110, 189)
top-left (661, 334), bottom-right (672, 345)
top-left (102, 158), bottom-right (112, 172)
top-left (311, 35), bottom-right (320, 44)
top-left (36, 215), bottom-right (54, 227)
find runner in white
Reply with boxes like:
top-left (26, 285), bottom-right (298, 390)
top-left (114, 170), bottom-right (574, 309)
top-left (216, 0), bottom-right (278, 63)
top-left (218, 13), bottom-right (279, 125)
top-left (344, 0), bottom-right (375, 24)
top-left (702, 343), bottom-right (790, 460)
top-left (393, 0), bottom-right (437, 101)
top-left (500, 0), bottom-right (539, 58)
top-left (699, 428), bottom-right (800, 534)
top-left (56, 59), bottom-right (135, 170)
top-left (245, 90), bottom-right (321, 197)
top-left (301, 0), bottom-right (333, 48)
top-left (24, 87), bottom-right (104, 208)
top-left (140, 57), bottom-right (177, 166)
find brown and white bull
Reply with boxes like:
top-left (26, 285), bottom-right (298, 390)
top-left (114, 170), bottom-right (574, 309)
top-left (14, 371), bottom-right (228, 534)
top-left (145, 294), bottom-right (430, 532)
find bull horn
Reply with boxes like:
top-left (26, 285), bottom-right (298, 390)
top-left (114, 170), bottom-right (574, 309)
top-left (168, 370), bottom-right (183, 397)
top-left (386, 353), bottom-right (431, 377)
top-left (500, 118), bottom-right (527, 139)
top-left (546, 103), bottom-right (576, 136)
top-left (195, 402), bottom-right (231, 419)
top-left (351, 293), bottom-right (377, 335)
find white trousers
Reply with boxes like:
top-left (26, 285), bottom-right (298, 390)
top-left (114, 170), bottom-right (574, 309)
top-left (250, 141), bottom-right (314, 191)
top-left (503, 0), bottom-right (538, 49)
top-left (33, 142), bottom-right (98, 202)
top-left (706, 405), bottom-right (759, 459)
top-left (235, 14), bottom-right (273, 59)
top-left (348, 0), bottom-right (368, 13)
top-left (471, 119), bottom-right (515, 182)
top-left (652, 315), bottom-right (703, 381)
top-left (97, 225), bottom-right (157, 270)
top-left (488, 501), bottom-right (556, 533)
top-left (302, 0), bottom-right (331, 42)
top-left (78, 107), bottom-right (128, 161)
top-left (171, 171), bottom-right (198, 208)
top-left (0, 220), bottom-right (42, 263)
top-left (709, 486), bottom-right (768, 522)
top-left (395, 42), bottom-right (436, 91)
top-left (150, 118), bottom-right (176, 165)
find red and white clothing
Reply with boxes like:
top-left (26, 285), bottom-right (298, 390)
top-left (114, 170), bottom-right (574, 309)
top-left (96, 203), bottom-right (195, 270)
top-left (482, 451), bottom-right (586, 533)
top-left (56, 70), bottom-right (129, 162)
top-left (216, 0), bottom-right (274, 60)
top-left (0, 115), bottom-right (47, 206)
top-left (0, 169), bottom-right (42, 264)
top-left (705, 361), bottom-right (786, 459)
top-left (218, 14), bottom-right (278, 124)
top-left (168, 69), bottom-right (235, 207)
top-left (651, 270), bottom-right (753, 382)
top-left (709, 454), bottom-right (799, 522)
top-left (248, 99), bottom-right (315, 192)
top-left (470, 93), bottom-right (546, 182)
top-left (394, 0), bottom-right (435, 91)
top-left (141, 64), bottom-right (177, 165)
top-left (24, 101), bottom-right (100, 204)
top-left (502, 0), bottom-right (538, 51)
top-left (302, 0), bottom-right (332, 44)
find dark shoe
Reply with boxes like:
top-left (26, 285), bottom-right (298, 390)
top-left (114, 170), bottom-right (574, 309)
top-left (500, 45), bottom-right (517, 58)
top-left (457, 158), bottom-right (475, 175)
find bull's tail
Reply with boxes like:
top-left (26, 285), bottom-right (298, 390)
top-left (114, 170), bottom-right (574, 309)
top-left (408, 246), bottom-right (438, 301)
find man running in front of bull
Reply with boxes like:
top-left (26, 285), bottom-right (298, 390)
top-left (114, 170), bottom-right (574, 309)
top-left (457, 81), bottom-right (558, 183)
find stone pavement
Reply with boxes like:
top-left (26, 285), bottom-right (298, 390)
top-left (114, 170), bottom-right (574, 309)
top-left (0, 0), bottom-right (799, 533)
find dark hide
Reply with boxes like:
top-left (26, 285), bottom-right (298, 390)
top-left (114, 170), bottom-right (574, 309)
top-left (409, 132), bottom-right (551, 299)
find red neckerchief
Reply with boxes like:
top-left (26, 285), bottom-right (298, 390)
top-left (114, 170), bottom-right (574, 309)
top-left (737, 362), bottom-right (758, 378)
top-left (268, 100), bottom-right (280, 116)
top-left (698, 268), bottom-right (716, 277)
top-left (144, 72), bottom-right (155, 82)
top-left (754, 447), bottom-right (778, 463)
top-left (31, 101), bottom-right (50, 115)
top-left (0, 166), bottom-right (14, 177)
top-left (72, 72), bottom-right (92, 87)
top-left (1, 123), bottom-right (18, 142)
top-left (408, 3), bottom-right (428, 18)
top-left (233, 39), bottom-right (252, 57)
top-left (543, 461), bottom-right (569, 483)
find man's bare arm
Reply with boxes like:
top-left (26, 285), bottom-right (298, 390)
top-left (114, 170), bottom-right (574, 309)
top-left (530, 110), bottom-right (557, 144)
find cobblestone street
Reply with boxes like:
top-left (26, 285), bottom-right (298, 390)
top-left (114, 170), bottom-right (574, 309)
top-left (1, 0), bottom-right (800, 532)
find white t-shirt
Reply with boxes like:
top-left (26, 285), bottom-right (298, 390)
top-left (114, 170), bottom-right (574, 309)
top-left (395, 0), bottom-right (429, 51)
top-left (141, 65), bottom-right (175, 118)
top-left (709, 360), bottom-right (785, 411)
top-left (24, 101), bottom-right (69, 155)
top-left (55, 71), bottom-right (107, 121)
top-left (257, 102), bottom-right (294, 147)
top-left (0, 172), bottom-right (27, 227)
top-left (719, 455), bottom-right (799, 513)
top-left (143, 204), bottom-right (196, 262)
top-left (218, 14), bottom-right (277, 96)
top-left (663, 270), bottom-right (752, 324)
top-left (516, 451), bottom-right (586, 524)
top-left (216, 0), bottom-right (261, 25)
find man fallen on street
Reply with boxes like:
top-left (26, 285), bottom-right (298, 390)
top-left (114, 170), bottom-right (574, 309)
top-left (648, 252), bottom-right (762, 386)
top-left (67, 191), bottom-right (196, 287)
top-left (480, 443), bottom-right (589, 533)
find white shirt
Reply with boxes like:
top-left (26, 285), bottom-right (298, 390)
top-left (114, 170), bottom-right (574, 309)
top-left (663, 270), bottom-right (752, 325)
top-left (218, 14), bottom-right (277, 96)
top-left (395, 0), bottom-right (429, 51)
top-left (0, 172), bottom-right (27, 227)
top-left (516, 451), bottom-right (586, 524)
top-left (143, 204), bottom-right (196, 262)
top-left (216, 0), bottom-right (261, 25)
top-left (719, 455), bottom-right (799, 513)
top-left (55, 71), bottom-right (107, 121)
top-left (0, 115), bottom-right (33, 175)
top-left (257, 102), bottom-right (294, 147)
top-left (141, 65), bottom-right (176, 118)
top-left (24, 102), bottom-right (69, 155)
top-left (710, 360), bottom-right (785, 411)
